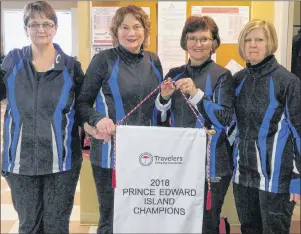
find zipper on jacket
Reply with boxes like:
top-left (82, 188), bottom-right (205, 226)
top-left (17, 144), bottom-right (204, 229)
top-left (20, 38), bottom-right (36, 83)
top-left (134, 61), bottom-right (142, 124)
top-left (33, 71), bottom-right (40, 175)
top-left (243, 74), bottom-right (256, 186)
top-left (182, 71), bottom-right (192, 127)
top-left (180, 70), bottom-right (191, 127)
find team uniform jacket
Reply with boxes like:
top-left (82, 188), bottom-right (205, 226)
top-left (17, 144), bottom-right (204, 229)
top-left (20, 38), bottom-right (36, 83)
top-left (156, 58), bottom-right (235, 178)
top-left (232, 55), bottom-right (301, 194)
top-left (77, 45), bottom-right (163, 168)
top-left (0, 44), bottom-right (84, 175)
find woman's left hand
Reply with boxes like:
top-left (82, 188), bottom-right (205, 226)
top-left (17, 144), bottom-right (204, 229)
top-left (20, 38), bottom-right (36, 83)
top-left (290, 193), bottom-right (300, 202)
top-left (175, 78), bottom-right (198, 96)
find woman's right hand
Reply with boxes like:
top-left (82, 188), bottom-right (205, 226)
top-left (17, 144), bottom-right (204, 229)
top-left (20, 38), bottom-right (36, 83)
top-left (84, 122), bottom-right (111, 143)
top-left (95, 117), bottom-right (116, 143)
top-left (161, 78), bottom-right (175, 99)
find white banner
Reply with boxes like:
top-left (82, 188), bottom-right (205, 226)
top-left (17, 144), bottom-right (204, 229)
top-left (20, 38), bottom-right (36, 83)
top-left (114, 126), bottom-right (207, 233)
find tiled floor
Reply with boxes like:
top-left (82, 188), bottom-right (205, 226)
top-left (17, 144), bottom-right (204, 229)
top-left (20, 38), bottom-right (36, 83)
top-left (1, 173), bottom-right (99, 233)
top-left (0, 102), bottom-right (300, 233)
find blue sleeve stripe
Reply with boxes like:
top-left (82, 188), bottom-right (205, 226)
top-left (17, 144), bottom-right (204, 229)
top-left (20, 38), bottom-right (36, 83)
top-left (258, 76), bottom-right (278, 191)
top-left (149, 60), bottom-right (162, 83)
top-left (62, 67), bottom-right (76, 170)
top-left (203, 100), bottom-right (224, 128)
top-left (152, 106), bottom-right (158, 126)
top-left (101, 142), bottom-right (109, 168)
top-left (170, 111), bottom-right (175, 127)
top-left (202, 73), bottom-right (225, 128)
top-left (108, 57), bottom-right (125, 122)
top-left (7, 60), bottom-right (23, 172)
top-left (270, 118), bottom-right (290, 193)
top-left (149, 60), bottom-right (162, 126)
top-left (235, 78), bottom-right (246, 96)
top-left (233, 143), bottom-right (239, 168)
top-left (54, 67), bottom-right (73, 171)
top-left (290, 178), bottom-right (301, 194)
top-left (209, 128), bottom-right (222, 177)
top-left (96, 89), bottom-right (109, 117)
top-left (195, 114), bottom-right (205, 128)
top-left (172, 72), bottom-right (185, 82)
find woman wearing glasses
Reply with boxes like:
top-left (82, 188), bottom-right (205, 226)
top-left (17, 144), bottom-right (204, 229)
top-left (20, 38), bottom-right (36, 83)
top-left (156, 15), bottom-right (235, 234)
top-left (0, 1), bottom-right (86, 233)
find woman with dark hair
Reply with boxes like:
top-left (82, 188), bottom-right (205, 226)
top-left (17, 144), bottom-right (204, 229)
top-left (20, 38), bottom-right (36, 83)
top-left (0, 1), bottom-right (85, 233)
top-left (77, 5), bottom-right (164, 234)
top-left (156, 15), bottom-right (234, 234)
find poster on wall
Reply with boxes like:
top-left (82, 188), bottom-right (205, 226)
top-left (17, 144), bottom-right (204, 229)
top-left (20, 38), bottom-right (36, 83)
top-left (91, 7), bottom-right (118, 45)
top-left (91, 6), bottom-right (151, 45)
top-left (191, 6), bottom-right (249, 44)
top-left (158, 2), bottom-right (187, 76)
top-left (91, 45), bottom-right (114, 59)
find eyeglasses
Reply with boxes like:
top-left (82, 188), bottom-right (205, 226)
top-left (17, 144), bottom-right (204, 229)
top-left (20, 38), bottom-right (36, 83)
top-left (187, 35), bottom-right (213, 45)
top-left (27, 23), bottom-right (55, 31)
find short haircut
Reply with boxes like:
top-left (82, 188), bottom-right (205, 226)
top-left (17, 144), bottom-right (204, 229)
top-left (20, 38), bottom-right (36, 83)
top-left (180, 15), bottom-right (221, 53)
top-left (23, 1), bottom-right (57, 27)
top-left (110, 5), bottom-right (150, 47)
top-left (238, 19), bottom-right (278, 60)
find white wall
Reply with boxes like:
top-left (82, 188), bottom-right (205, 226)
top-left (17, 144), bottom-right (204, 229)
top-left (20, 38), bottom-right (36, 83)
top-left (1, 1), bottom-right (78, 56)
top-left (274, 1), bottom-right (295, 69)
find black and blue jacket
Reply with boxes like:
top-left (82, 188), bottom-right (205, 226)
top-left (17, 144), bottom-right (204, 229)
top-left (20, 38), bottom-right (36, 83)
top-left (0, 44), bottom-right (84, 175)
top-left (232, 55), bottom-right (301, 194)
top-left (156, 58), bottom-right (235, 178)
top-left (77, 45), bottom-right (163, 168)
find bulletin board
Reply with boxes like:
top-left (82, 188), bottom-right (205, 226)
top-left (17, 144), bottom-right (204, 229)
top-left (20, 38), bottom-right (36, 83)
top-left (187, 1), bottom-right (251, 68)
top-left (91, 1), bottom-right (158, 54)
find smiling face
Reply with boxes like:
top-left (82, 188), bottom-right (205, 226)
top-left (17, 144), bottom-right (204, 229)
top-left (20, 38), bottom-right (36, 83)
top-left (26, 12), bottom-right (57, 47)
top-left (117, 13), bottom-right (145, 54)
top-left (244, 28), bottom-right (268, 65)
top-left (186, 29), bottom-right (213, 65)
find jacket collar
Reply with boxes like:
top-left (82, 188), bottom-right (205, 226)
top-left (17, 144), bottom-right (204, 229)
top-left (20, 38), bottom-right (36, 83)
top-left (186, 56), bottom-right (213, 75)
top-left (246, 54), bottom-right (278, 76)
top-left (116, 44), bottom-right (144, 64)
top-left (22, 43), bottom-right (66, 71)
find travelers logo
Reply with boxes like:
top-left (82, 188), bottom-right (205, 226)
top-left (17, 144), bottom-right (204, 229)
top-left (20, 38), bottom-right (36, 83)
top-left (139, 153), bottom-right (153, 166)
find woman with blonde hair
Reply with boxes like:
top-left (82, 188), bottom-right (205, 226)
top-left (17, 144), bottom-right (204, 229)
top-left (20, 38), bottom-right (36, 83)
top-left (77, 5), bottom-right (164, 234)
top-left (232, 19), bottom-right (300, 234)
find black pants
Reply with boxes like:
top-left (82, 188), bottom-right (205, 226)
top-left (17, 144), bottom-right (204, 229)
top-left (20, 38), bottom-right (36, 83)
top-left (4, 163), bottom-right (81, 234)
top-left (233, 182), bottom-right (295, 234)
top-left (202, 175), bottom-right (231, 234)
top-left (92, 165), bottom-right (114, 234)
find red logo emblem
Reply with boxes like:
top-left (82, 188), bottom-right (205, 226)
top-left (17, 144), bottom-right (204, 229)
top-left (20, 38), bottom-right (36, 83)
top-left (139, 153), bottom-right (153, 166)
